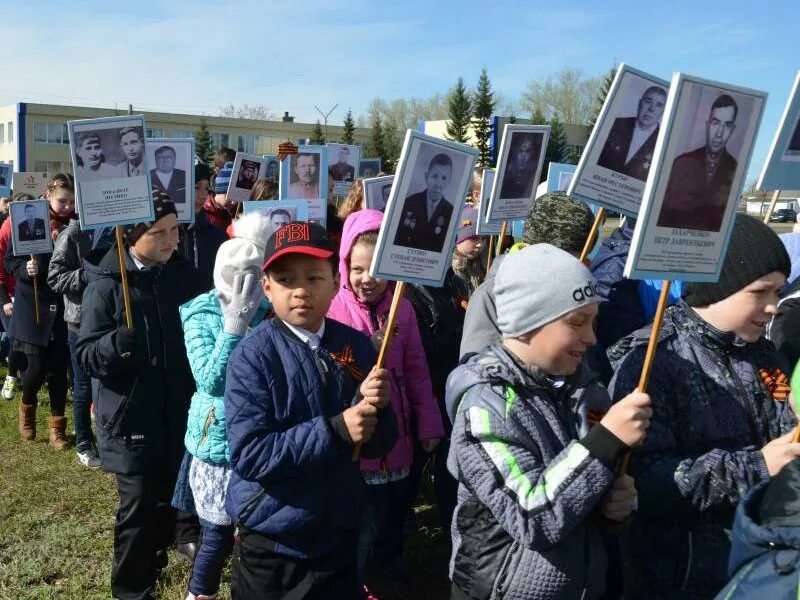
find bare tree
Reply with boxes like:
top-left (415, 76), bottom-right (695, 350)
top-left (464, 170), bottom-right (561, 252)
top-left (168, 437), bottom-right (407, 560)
top-left (219, 103), bottom-right (277, 121)
top-left (519, 68), bottom-right (603, 125)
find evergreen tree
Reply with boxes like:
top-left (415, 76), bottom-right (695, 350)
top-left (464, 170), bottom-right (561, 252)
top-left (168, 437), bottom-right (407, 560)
top-left (310, 120), bottom-right (325, 144)
top-left (542, 115), bottom-right (568, 181)
top-left (472, 68), bottom-right (495, 166)
top-left (341, 109), bottom-right (356, 145)
top-left (195, 119), bottom-right (214, 165)
top-left (446, 77), bottom-right (473, 143)
top-left (367, 111), bottom-right (386, 165)
top-left (589, 67), bottom-right (617, 129)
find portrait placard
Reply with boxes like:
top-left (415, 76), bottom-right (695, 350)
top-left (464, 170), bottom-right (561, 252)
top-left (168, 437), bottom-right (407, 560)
top-left (757, 71), bottom-right (800, 190)
top-left (10, 199), bottom-right (52, 256)
top-left (568, 64), bottom-right (670, 217)
top-left (625, 73), bottom-right (767, 282)
top-left (0, 163), bottom-right (11, 196)
top-left (358, 158), bottom-right (382, 178)
top-left (243, 200), bottom-right (310, 239)
top-left (363, 175), bottom-right (394, 212)
top-left (486, 124), bottom-right (550, 222)
top-left (547, 162), bottom-right (577, 192)
top-left (279, 145), bottom-right (329, 203)
top-left (12, 172), bottom-right (48, 198)
top-left (475, 169), bottom-right (503, 235)
top-left (227, 153), bottom-right (268, 204)
top-left (68, 115), bottom-right (154, 229)
top-left (262, 155), bottom-right (280, 186)
top-left (328, 143), bottom-right (361, 196)
top-left (145, 138), bottom-right (194, 223)
top-left (370, 130), bottom-right (478, 286)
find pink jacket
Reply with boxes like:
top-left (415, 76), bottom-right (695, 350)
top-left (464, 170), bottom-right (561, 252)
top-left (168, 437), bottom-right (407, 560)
top-left (328, 209), bottom-right (444, 472)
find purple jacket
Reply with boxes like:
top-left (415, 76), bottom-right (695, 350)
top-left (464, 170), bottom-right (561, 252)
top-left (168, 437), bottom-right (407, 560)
top-left (328, 209), bottom-right (444, 472)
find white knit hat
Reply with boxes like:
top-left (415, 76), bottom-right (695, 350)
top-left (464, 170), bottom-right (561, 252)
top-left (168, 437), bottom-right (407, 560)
top-left (213, 212), bottom-right (271, 301)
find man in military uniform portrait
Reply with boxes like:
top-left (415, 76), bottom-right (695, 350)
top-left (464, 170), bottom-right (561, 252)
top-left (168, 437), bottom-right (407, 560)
top-left (499, 132), bottom-right (542, 199)
top-left (329, 146), bottom-right (355, 183)
top-left (657, 94), bottom-right (739, 232)
top-left (597, 85), bottom-right (667, 181)
top-left (394, 152), bottom-right (454, 252)
top-left (17, 203), bottom-right (46, 241)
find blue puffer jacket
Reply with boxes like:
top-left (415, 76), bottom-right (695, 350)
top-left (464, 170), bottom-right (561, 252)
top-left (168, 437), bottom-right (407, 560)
top-left (181, 290), bottom-right (269, 464)
top-left (609, 301), bottom-right (796, 599)
top-left (225, 317), bottom-right (397, 559)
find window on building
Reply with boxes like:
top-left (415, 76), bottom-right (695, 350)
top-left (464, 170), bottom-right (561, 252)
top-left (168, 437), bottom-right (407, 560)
top-left (33, 121), bottom-right (68, 144)
top-left (211, 132), bottom-right (230, 150)
top-left (237, 134), bottom-right (257, 154)
top-left (172, 129), bottom-right (194, 139)
top-left (146, 128), bottom-right (164, 139)
top-left (7, 122), bottom-right (12, 144)
top-left (34, 122), bottom-right (47, 143)
top-left (34, 160), bottom-right (47, 172)
top-left (33, 160), bottom-right (70, 174)
top-left (0, 124), bottom-right (4, 145)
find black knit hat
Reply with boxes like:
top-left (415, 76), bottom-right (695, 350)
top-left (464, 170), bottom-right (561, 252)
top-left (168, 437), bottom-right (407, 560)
top-left (126, 189), bottom-right (178, 245)
top-left (683, 213), bottom-right (791, 307)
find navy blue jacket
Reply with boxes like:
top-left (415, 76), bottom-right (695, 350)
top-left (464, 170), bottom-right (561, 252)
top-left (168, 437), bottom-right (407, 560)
top-left (224, 317), bottom-right (397, 559)
top-left (6, 251), bottom-right (66, 347)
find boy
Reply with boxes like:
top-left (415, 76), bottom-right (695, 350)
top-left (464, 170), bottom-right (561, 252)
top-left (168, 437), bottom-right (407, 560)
top-left (202, 161), bottom-right (235, 232)
top-left (225, 221), bottom-right (397, 599)
top-left (610, 214), bottom-right (800, 598)
top-left (447, 244), bottom-right (651, 599)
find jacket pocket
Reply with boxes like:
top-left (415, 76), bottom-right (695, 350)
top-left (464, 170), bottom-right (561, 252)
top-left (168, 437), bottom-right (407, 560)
top-left (101, 378), bottom-right (139, 437)
top-left (491, 541), bottom-right (518, 599)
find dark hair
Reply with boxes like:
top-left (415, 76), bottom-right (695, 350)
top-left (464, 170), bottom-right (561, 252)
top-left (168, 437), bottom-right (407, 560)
top-left (47, 173), bottom-right (75, 195)
top-left (270, 208), bottom-right (292, 220)
top-left (24, 203), bottom-right (35, 210)
top-left (427, 153), bottom-right (453, 172)
top-left (154, 145), bottom-right (176, 158)
top-left (75, 134), bottom-right (104, 167)
top-left (119, 127), bottom-right (141, 141)
top-left (641, 85), bottom-right (667, 100)
top-left (214, 147), bottom-right (236, 170)
top-left (710, 94), bottom-right (738, 122)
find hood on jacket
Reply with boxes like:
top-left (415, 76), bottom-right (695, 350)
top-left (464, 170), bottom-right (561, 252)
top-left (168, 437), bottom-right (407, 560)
top-left (338, 209), bottom-right (385, 292)
top-left (179, 288), bottom-right (272, 328)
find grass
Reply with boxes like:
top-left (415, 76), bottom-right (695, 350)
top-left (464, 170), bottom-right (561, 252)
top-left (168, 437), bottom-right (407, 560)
top-left (0, 369), bottom-right (451, 599)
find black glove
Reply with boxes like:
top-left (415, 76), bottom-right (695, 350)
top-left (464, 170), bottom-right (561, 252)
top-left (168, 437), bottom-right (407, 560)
top-left (114, 326), bottom-right (137, 359)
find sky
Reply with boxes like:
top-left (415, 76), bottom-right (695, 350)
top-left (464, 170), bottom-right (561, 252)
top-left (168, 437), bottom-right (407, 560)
top-left (4, 0), bottom-right (799, 181)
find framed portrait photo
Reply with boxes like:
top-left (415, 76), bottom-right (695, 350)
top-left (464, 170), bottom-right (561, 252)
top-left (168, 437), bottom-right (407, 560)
top-left (0, 163), bottom-right (12, 196)
top-left (242, 199), bottom-right (310, 239)
top-left (486, 124), bottom-right (550, 223)
top-left (262, 155), bottom-right (280, 186)
top-left (569, 64), bottom-right (669, 218)
top-left (227, 153), bottom-right (268, 204)
top-left (363, 175), bottom-right (394, 212)
top-left (68, 115), bottom-right (154, 230)
top-left (547, 161), bottom-right (577, 192)
top-left (145, 138), bottom-right (194, 223)
top-left (279, 145), bottom-right (329, 203)
top-left (475, 168), bottom-right (503, 235)
top-left (757, 71), bottom-right (800, 190)
top-left (625, 72), bottom-right (767, 282)
top-left (10, 198), bottom-right (52, 256)
top-left (328, 143), bottom-right (361, 196)
top-left (358, 158), bottom-right (382, 178)
top-left (370, 130), bottom-right (477, 286)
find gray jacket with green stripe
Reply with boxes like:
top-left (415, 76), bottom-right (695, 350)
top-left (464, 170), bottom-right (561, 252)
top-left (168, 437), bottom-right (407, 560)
top-left (446, 343), bottom-right (627, 599)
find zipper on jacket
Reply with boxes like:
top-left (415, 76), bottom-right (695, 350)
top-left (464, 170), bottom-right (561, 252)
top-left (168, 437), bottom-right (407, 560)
top-left (724, 352), bottom-right (763, 439)
top-left (142, 314), bottom-right (154, 365)
top-left (104, 377), bottom-right (140, 435)
top-left (492, 541), bottom-right (517, 599)
top-left (680, 530), bottom-right (693, 591)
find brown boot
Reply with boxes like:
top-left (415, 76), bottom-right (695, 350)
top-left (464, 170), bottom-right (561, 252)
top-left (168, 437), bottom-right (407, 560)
top-left (48, 416), bottom-right (69, 450)
top-left (18, 403), bottom-right (36, 441)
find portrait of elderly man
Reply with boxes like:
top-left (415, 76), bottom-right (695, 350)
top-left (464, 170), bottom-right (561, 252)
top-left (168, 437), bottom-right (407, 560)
top-left (288, 153), bottom-right (320, 199)
top-left (657, 94), bottom-right (739, 232)
top-left (150, 145), bottom-right (187, 203)
top-left (597, 85), bottom-right (668, 181)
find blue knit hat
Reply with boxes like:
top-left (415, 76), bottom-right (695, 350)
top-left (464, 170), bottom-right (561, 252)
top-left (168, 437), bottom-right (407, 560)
top-left (214, 161), bottom-right (233, 194)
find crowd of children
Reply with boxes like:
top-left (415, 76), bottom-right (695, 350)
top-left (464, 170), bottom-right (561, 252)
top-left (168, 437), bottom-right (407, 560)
top-left (3, 151), bottom-right (800, 600)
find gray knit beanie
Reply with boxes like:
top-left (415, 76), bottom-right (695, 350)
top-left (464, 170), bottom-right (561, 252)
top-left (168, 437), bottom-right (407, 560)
top-left (495, 244), bottom-right (600, 337)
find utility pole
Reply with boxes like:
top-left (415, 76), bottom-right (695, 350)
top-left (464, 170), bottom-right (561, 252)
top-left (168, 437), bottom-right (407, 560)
top-left (314, 103), bottom-right (338, 143)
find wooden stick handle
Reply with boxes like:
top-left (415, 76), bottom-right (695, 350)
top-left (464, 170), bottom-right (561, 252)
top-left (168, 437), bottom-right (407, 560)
top-left (353, 281), bottom-right (406, 461)
top-left (763, 189), bottom-right (781, 225)
top-left (31, 255), bottom-right (40, 326)
top-left (496, 221), bottom-right (508, 258)
top-left (579, 207), bottom-right (606, 264)
top-left (115, 226), bottom-right (134, 330)
top-left (616, 280), bottom-right (672, 477)
top-left (793, 426), bottom-right (800, 444)
top-left (486, 236), bottom-right (495, 272)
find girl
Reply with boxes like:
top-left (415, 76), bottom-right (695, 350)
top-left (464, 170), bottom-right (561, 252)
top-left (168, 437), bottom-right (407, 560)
top-left (178, 213), bottom-right (271, 600)
top-left (327, 209), bottom-right (444, 589)
top-left (451, 231), bottom-right (486, 295)
top-left (248, 177), bottom-right (278, 201)
top-left (337, 178), bottom-right (365, 222)
top-left (6, 174), bottom-right (75, 446)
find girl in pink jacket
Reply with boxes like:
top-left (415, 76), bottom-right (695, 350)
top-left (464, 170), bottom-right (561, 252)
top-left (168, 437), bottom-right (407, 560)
top-left (328, 209), bottom-right (444, 587)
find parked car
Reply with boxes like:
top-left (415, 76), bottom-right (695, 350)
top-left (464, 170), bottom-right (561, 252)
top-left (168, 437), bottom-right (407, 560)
top-left (771, 208), bottom-right (797, 223)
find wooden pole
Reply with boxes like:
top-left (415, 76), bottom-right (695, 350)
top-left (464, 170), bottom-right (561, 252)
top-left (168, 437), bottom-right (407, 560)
top-left (763, 189), bottom-right (782, 225)
top-left (486, 235), bottom-right (495, 272)
top-left (616, 280), bottom-right (672, 476)
top-left (580, 207), bottom-right (606, 264)
top-left (353, 281), bottom-right (407, 461)
top-left (31, 255), bottom-right (40, 325)
top-left (115, 226), bottom-right (134, 329)
top-left (496, 221), bottom-right (508, 258)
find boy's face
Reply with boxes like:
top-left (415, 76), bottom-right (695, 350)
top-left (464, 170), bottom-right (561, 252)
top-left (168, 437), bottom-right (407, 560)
top-left (195, 179), bottom-right (210, 213)
top-left (425, 164), bottom-right (451, 203)
top-left (262, 254), bottom-right (339, 332)
top-left (696, 271), bottom-right (784, 342)
top-left (509, 304), bottom-right (598, 376)
top-left (132, 214), bottom-right (179, 265)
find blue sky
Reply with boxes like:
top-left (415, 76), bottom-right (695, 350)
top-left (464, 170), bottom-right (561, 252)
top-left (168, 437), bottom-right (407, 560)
top-left (5, 0), bottom-right (799, 181)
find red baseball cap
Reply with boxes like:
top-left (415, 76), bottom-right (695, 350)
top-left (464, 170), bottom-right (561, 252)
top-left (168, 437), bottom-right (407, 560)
top-left (261, 221), bottom-right (336, 272)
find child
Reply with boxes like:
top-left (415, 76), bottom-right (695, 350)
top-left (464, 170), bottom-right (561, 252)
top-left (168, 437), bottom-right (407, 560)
top-left (225, 221), bottom-right (397, 599)
top-left (249, 177), bottom-right (278, 200)
top-left (609, 214), bottom-right (800, 598)
top-left (180, 213), bottom-right (271, 600)
top-left (202, 161), bottom-right (235, 232)
top-left (447, 244), bottom-right (650, 599)
top-left (451, 231), bottom-right (486, 295)
top-left (337, 179), bottom-right (365, 222)
top-left (6, 176), bottom-right (75, 446)
top-left (327, 209), bottom-right (444, 585)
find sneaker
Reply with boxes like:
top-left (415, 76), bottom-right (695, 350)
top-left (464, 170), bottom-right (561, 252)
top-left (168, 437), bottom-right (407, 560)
top-left (2, 375), bottom-right (17, 400)
top-left (76, 445), bottom-right (101, 469)
top-left (185, 594), bottom-right (218, 600)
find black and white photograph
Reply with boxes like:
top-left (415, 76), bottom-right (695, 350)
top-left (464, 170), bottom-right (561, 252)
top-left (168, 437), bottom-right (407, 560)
top-left (145, 138), bottom-right (194, 223)
top-left (362, 175), bottom-right (394, 212)
top-left (12, 172), bottom-right (48, 198)
top-left (0, 162), bottom-right (11, 195)
top-left (227, 153), bottom-right (268, 204)
top-left (279, 145), bottom-right (328, 202)
top-left (569, 64), bottom-right (669, 217)
top-left (328, 143), bottom-right (361, 196)
top-left (486, 124), bottom-right (549, 223)
top-left (68, 115), bottom-right (154, 229)
top-left (757, 71), bottom-right (800, 190)
top-left (625, 73), bottom-right (767, 282)
top-left (10, 199), bottom-right (52, 256)
top-left (263, 155), bottom-right (280, 183)
top-left (358, 158), bottom-right (381, 178)
top-left (475, 168), bottom-right (502, 235)
top-left (242, 200), bottom-right (309, 237)
top-left (371, 130), bottom-right (477, 287)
